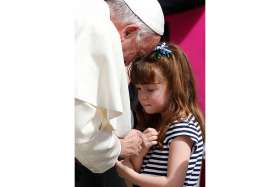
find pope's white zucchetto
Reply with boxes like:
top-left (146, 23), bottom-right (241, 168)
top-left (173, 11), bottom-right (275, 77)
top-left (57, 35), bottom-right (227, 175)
top-left (123, 0), bottom-right (165, 36)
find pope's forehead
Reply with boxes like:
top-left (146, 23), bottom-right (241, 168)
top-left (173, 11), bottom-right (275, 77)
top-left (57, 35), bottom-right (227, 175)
top-left (140, 36), bottom-right (161, 54)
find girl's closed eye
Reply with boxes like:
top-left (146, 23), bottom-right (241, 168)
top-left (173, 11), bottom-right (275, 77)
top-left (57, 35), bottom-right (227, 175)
top-left (146, 88), bottom-right (155, 92)
top-left (145, 84), bottom-right (159, 92)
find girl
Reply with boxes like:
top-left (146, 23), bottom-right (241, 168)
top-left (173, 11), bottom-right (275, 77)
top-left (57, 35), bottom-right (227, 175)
top-left (116, 42), bottom-right (205, 187)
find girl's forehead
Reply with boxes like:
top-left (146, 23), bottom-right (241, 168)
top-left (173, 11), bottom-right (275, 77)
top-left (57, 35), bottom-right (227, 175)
top-left (137, 77), bottom-right (166, 85)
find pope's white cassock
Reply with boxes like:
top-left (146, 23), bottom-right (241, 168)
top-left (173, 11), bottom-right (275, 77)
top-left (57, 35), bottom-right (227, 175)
top-left (75, 0), bottom-right (131, 173)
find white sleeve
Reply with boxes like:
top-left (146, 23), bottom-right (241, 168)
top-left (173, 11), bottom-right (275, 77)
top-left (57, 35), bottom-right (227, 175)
top-left (75, 99), bottom-right (121, 173)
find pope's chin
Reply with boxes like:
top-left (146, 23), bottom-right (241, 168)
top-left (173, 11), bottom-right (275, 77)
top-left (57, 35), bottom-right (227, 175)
top-left (123, 54), bottom-right (133, 66)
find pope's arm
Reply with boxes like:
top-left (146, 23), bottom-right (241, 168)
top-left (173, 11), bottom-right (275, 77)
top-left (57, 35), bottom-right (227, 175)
top-left (75, 0), bottom-right (142, 173)
top-left (75, 99), bottom-right (121, 173)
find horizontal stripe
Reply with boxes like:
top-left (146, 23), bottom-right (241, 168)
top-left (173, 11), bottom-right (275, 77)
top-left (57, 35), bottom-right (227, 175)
top-left (143, 166), bottom-right (167, 172)
top-left (187, 170), bottom-right (200, 175)
top-left (145, 159), bottom-right (167, 164)
top-left (148, 155), bottom-right (168, 160)
top-left (143, 164), bottom-right (167, 169)
top-left (165, 133), bottom-right (198, 144)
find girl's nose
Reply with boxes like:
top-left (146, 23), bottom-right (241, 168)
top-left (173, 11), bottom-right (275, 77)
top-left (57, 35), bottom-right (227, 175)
top-left (140, 94), bottom-right (148, 100)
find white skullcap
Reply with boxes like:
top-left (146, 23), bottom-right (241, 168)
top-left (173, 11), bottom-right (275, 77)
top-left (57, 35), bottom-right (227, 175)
top-left (123, 0), bottom-right (164, 35)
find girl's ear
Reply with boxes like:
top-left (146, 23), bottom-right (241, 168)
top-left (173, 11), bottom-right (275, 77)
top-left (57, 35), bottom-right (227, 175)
top-left (120, 24), bottom-right (140, 41)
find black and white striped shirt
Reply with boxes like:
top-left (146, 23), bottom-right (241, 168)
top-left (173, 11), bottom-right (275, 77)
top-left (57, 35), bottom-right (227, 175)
top-left (140, 114), bottom-right (204, 187)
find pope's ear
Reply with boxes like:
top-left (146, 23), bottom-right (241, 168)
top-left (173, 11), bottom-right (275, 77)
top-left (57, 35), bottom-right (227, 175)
top-left (120, 24), bottom-right (140, 40)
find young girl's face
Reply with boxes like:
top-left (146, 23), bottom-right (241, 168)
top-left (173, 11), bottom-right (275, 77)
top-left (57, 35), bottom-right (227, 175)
top-left (136, 76), bottom-right (170, 115)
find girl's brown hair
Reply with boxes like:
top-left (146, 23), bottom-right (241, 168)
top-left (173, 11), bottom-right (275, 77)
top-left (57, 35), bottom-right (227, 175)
top-left (130, 43), bottom-right (205, 147)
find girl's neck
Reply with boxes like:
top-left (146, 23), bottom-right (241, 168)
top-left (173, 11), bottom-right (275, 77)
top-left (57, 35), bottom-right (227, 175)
top-left (160, 109), bottom-right (170, 121)
top-left (161, 109), bottom-right (188, 122)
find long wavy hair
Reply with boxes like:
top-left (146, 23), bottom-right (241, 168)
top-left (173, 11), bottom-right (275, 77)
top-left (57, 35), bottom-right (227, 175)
top-left (130, 43), bottom-right (205, 147)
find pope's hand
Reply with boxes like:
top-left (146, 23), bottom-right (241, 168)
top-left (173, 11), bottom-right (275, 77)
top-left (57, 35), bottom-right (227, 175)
top-left (120, 129), bottom-right (143, 158)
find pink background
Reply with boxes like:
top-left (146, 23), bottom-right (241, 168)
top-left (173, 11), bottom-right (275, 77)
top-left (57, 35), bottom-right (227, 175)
top-left (166, 6), bottom-right (205, 115)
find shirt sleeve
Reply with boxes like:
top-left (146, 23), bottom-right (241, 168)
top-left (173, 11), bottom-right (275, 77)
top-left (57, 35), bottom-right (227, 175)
top-left (75, 99), bottom-right (121, 173)
top-left (164, 122), bottom-right (200, 146)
